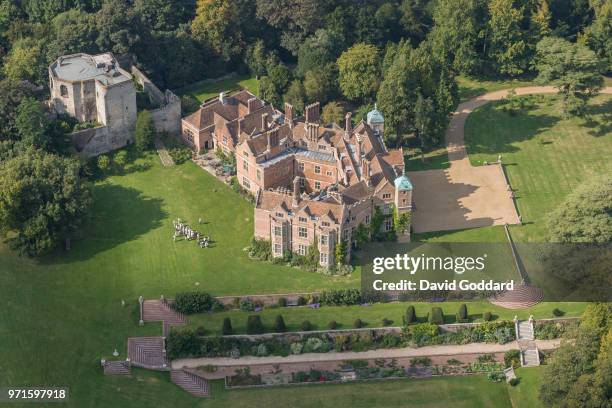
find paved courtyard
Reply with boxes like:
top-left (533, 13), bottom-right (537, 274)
top-left (408, 87), bottom-right (559, 233)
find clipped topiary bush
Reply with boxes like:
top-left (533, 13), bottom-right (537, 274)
top-left (172, 291), bottom-right (214, 314)
top-left (301, 320), bottom-right (313, 331)
top-left (353, 319), bottom-right (364, 328)
top-left (246, 315), bottom-right (265, 334)
top-left (328, 320), bottom-right (338, 330)
top-left (277, 297), bottom-right (287, 307)
top-left (457, 304), bottom-right (469, 323)
top-left (297, 296), bottom-right (307, 306)
top-left (273, 315), bottom-right (287, 333)
top-left (222, 317), bottom-right (233, 335)
top-left (195, 326), bottom-right (206, 336)
top-left (404, 305), bottom-right (417, 324)
top-left (483, 311), bottom-right (493, 321)
top-left (382, 318), bottom-right (393, 327)
top-left (552, 308), bottom-right (564, 317)
top-left (428, 307), bottom-right (445, 325)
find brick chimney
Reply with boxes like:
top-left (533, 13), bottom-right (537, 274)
top-left (248, 98), bottom-right (261, 114)
top-left (292, 177), bottom-right (301, 207)
top-left (345, 112), bottom-right (352, 134)
top-left (284, 102), bottom-right (294, 128)
top-left (305, 102), bottom-right (320, 124)
top-left (363, 158), bottom-right (371, 186)
top-left (261, 113), bottom-right (269, 131)
top-left (237, 117), bottom-right (245, 136)
top-left (306, 123), bottom-right (319, 142)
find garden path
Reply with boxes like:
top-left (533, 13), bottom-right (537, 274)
top-left (171, 339), bottom-right (561, 370)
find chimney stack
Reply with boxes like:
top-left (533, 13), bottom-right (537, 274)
top-left (292, 177), bottom-right (301, 207)
top-left (305, 102), bottom-right (320, 124)
top-left (237, 117), bottom-right (245, 136)
top-left (261, 113), bottom-right (269, 131)
top-left (363, 158), bottom-right (371, 186)
top-left (345, 112), bottom-right (352, 134)
top-left (247, 98), bottom-right (262, 114)
top-left (284, 102), bottom-right (294, 128)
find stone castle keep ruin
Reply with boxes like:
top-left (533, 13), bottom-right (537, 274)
top-left (49, 52), bottom-right (180, 157)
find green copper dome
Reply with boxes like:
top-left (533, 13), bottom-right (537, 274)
top-left (394, 173), bottom-right (413, 190)
top-left (367, 103), bottom-right (384, 124)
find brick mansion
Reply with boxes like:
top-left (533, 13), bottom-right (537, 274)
top-left (181, 90), bottom-right (413, 267)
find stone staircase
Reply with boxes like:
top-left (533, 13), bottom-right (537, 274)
top-left (170, 369), bottom-right (210, 397)
top-left (102, 360), bottom-right (131, 375)
top-left (142, 299), bottom-right (187, 325)
top-left (127, 337), bottom-right (169, 370)
top-left (515, 318), bottom-right (540, 367)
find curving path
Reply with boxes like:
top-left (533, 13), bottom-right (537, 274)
top-left (408, 86), bottom-right (612, 234)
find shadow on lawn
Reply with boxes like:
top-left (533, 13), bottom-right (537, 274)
top-left (583, 98), bottom-right (612, 137)
top-left (40, 184), bottom-right (167, 264)
top-left (466, 104), bottom-right (559, 156)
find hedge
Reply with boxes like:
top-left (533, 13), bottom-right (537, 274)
top-left (172, 291), bottom-right (215, 314)
top-left (457, 304), bottom-right (469, 323)
top-left (318, 289), bottom-right (361, 306)
top-left (404, 305), bottom-right (417, 324)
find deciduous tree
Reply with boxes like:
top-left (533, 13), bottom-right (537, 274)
top-left (0, 149), bottom-right (92, 256)
top-left (337, 43), bottom-right (381, 102)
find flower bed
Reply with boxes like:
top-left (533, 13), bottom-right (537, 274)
top-left (166, 321), bottom-right (516, 359)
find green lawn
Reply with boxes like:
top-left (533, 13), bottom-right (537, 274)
top-left (507, 367), bottom-right (545, 408)
top-left (201, 375), bottom-right (514, 408)
top-left (464, 94), bottom-right (612, 242)
top-left (176, 74), bottom-right (259, 102)
top-left (186, 301), bottom-right (587, 334)
top-left (405, 147), bottom-right (451, 171)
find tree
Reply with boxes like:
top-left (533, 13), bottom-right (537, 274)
top-left (244, 39), bottom-right (268, 78)
top-left (531, 0), bottom-right (552, 39)
top-left (487, 0), bottom-right (529, 76)
top-left (2, 38), bottom-right (42, 83)
top-left (134, 0), bottom-right (194, 31)
top-left (255, 0), bottom-right (326, 55)
top-left (399, 0), bottom-right (433, 45)
top-left (46, 9), bottom-right (99, 61)
top-left (540, 303), bottom-right (611, 407)
top-left (535, 36), bottom-right (604, 117)
top-left (582, 0), bottom-right (612, 72)
top-left (135, 110), bottom-right (155, 152)
top-left (376, 44), bottom-right (414, 145)
top-left (427, 0), bottom-right (486, 75)
top-left (283, 80), bottom-right (306, 114)
top-left (0, 79), bottom-right (36, 142)
top-left (192, 0), bottom-right (243, 60)
top-left (546, 175), bottom-right (611, 243)
top-left (0, 149), bottom-right (92, 256)
top-left (321, 101), bottom-right (344, 125)
top-left (296, 28), bottom-right (344, 76)
top-left (414, 93), bottom-right (435, 157)
top-left (259, 63), bottom-right (292, 107)
top-left (15, 97), bottom-right (49, 150)
top-left (336, 43), bottom-right (381, 102)
top-left (95, 0), bottom-right (142, 55)
top-left (303, 63), bottom-right (338, 105)
top-left (273, 315), bottom-right (286, 332)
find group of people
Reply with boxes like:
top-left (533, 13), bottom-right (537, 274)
top-left (172, 218), bottom-right (211, 248)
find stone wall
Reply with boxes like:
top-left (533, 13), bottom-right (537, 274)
top-left (149, 90), bottom-right (182, 135)
top-left (131, 66), bottom-right (181, 135)
top-left (71, 125), bottom-right (132, 157)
